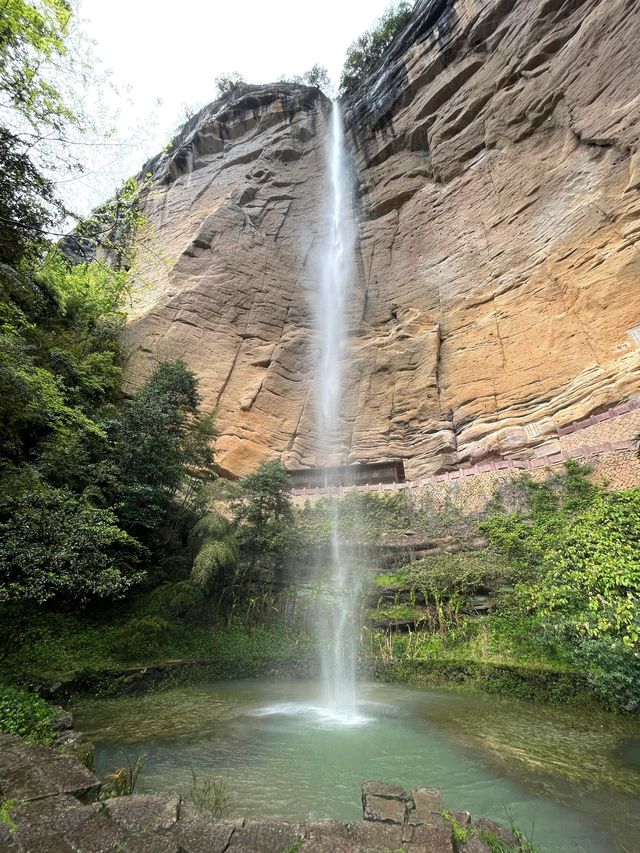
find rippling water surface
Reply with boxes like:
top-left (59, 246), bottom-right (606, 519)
top-left (73, 679), bottom-right (640, 853)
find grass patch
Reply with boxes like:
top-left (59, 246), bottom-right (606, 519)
top-left (369, 603), bottom-right (427, 623)
top-left (374, 570), bottom-right (410, 588)
top-left (0, 595), bottom-right (315, 685)
top-left (368, 615), bottom-right (576, 671)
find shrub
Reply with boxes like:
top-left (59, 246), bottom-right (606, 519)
top-left (0, 487), bottom-right (145, 604)
top-left (111, 616), bottom-right (171, 661)
top-left (482, 463), bottom-right (640, 708)
top-left (518, 489), bottom-right (640, 650)
top-left (232, 460), bottom-right (293, 556)
top-left (189, 514), bottom-right (239, 592)
top-left (215, 73), bottom-right (246, 98)
top-left (383, 551), bottom-right (513, 604)
top-left (0, 684), bottom-right (56, 744)
top-left (151, 580), bottom-right (205, 617)
top-left (294, 490), bottom-right (416, 548)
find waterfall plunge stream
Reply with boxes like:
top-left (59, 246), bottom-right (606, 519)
top-left (315, 102), bottom-right (362, 723)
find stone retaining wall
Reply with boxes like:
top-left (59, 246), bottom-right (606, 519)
top-left (291, 403), bottom-right (640, 514)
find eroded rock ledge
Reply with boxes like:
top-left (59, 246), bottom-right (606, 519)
top-left (0, 735), bottom-right (522, 852)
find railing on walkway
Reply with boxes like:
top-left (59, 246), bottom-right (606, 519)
top-left (289, 398), bottom-right (640, 497)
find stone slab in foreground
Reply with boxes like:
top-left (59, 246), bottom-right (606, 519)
top-left (0, 737), bottom-right (521, 852)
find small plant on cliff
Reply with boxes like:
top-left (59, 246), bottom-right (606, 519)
top-left (442, 812), bottom-right (469, 844)
top-left (279, 64), bottom-right (332, 97)
top-left (0, 799), bottom-right (17, 835)
top-left (340, 2), bottom-right (413, 93)
top-left (215, 72), bottom-right (246, 98)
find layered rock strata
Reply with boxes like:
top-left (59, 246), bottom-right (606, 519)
top-left (125, 0), bottom-right (640, 478)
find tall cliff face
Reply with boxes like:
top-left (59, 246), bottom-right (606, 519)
top-left (126, 0), bottom-right (640, 478)
top-left (126, 85), bottom-right (332, 476)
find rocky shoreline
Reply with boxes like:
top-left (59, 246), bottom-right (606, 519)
top-left (0, 734), bottom-right (523, 852)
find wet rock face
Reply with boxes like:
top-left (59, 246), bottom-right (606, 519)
top-left (126, 2), bottom-right (640, 478)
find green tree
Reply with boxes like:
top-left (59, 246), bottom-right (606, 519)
top-left (340, 2), bottom-right (413, 94)
top-left (0, 0), bottom-right (73, 129)
top-left (107, 360), bottom-right (217, 545)
top-left (215, 72), bottom-right (246, 98)
top-left (0, 487), bottom-right (144, 604)
top-left (232, 460), bottom-right (293, 555)
top-left (0, 128), bottom-right (63, 265)
top-left (280, 64), bottom-right (332, 97)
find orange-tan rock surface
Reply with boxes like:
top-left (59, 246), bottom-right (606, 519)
top-left (126, 0), bottom-right (640, 478)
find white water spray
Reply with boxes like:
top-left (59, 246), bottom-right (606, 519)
top-left (315, 102), bottom-right (361, 722)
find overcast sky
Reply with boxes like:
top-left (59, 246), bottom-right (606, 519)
top-left (70, 0), bottom-right (397, 214)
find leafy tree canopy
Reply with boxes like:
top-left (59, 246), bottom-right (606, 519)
top-left (340, 2), bottom-right (413, 94)
top-left (0, 486), bottom-right (144, 604)
top-left (106, 360), bottom-right (217, 545)
top-left (0, 0), bottom-right (74, 130)
top-left (232, 460), bottom-right (293, 555)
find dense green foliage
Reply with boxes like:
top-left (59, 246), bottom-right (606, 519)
top-left (0, 683), bottom-right (57, 743)
top-left (0, 3), bottom-right (218, 609)
top-left (295, 491), bottom-right (415, 547)
top-left (0, 488), bottom-right (143, 603)
top-left (190, 513), bottom-right (239, 593)
top-left (0, 0), bottom-right (72, 128)
top-left (375, 551), bottom-right (512, 604)
top-left (104, 360), bottom-right (217, 546)
top-left (340, 2), bottom-right (413, 93)
top-left (369, 463), bottom-right (640, 710)
top-left (232, 460), bottom-right (294, 556)
top-left (482, 464), bottom-right (640, 708)
top-left (0, 594), bottom-right (313, 684)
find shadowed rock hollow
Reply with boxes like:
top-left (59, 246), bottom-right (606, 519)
top-left (124, 0), bottom-right (640, 478)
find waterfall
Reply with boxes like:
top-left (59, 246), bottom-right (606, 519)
top-left (315, 102), bottom-right (360, 721)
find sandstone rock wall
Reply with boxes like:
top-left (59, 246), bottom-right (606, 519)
top-left (126, 0), bottom-right (640, 478)
top-left (125, 85), bottom-right (332, 476)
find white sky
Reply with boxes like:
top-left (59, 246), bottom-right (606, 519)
top-left (70, 0), bottom-right (397, 214)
